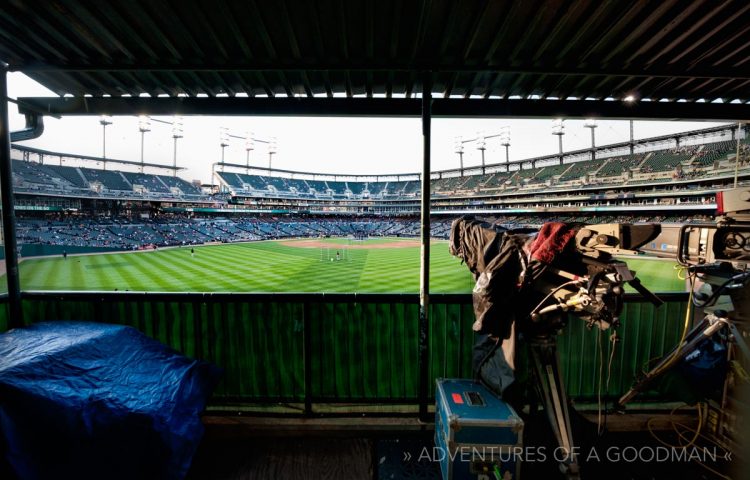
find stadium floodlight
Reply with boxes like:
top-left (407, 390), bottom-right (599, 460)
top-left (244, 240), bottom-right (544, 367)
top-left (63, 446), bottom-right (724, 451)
top-left (172, 116), bottom-right (183, 176)
top-left (138, 115), bottom-right (151, 173)
top-left (623, 95), bottom-right (636, 103)
top-left (476, 131), bottom-right (487, 172)
top-left (268, 137), bottom-right (277, 171)
top-left (499, 126), bottom-right (511, 164)
top-left (219, 127), bottom-right (230, 168)
top-left (454, 136), bottom-right (465, 175)
top-left (99, 115), bottom-right (113, 168)
top-left (551, 119), bottom-right (565, 163)
top-left (584, 119), bottom-right (598, 159)
top-left (245, 131), bottom-right (254, 171)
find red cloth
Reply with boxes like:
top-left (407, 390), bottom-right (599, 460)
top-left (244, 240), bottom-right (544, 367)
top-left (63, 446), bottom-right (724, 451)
top-left (527, 222), bottom-right (577, 264)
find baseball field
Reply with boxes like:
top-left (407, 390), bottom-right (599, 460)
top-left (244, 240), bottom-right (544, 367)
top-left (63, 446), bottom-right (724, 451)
top-left (15, 237), bottom-right (684, 293)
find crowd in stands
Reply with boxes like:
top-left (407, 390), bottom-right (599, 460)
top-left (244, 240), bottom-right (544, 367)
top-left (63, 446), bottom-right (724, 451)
top-left (12, 160), bottom-right (204, 200)
top-left (16, 215), bottom-right (444, 250)
top-left (15, 212), bottom-right (713, 252)
top-left (10, 133), bottom-right (749, 205)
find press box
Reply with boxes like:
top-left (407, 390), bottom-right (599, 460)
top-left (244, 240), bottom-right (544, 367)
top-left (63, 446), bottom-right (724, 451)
top-left (435, 378), bottom-right (524, 480)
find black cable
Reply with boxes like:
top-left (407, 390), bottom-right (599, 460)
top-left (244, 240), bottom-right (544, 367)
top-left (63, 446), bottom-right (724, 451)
top-left (691, 269), bottom-right (750, 308)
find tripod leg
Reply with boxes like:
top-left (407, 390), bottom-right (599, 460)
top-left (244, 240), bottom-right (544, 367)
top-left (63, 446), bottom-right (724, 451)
top-left (530, 337), bottom-right (580, 479)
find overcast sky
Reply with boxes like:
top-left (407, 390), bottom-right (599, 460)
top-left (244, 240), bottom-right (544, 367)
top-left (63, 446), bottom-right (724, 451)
top-left (8, 73), bottom-right (729, 184)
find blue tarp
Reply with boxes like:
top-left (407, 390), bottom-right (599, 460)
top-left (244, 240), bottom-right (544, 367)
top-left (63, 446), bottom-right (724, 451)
top-left (0, 322), bottom-right (221, 480)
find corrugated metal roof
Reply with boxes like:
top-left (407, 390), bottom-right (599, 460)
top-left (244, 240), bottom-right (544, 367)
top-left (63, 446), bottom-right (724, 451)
top-left (1, 0), bottom-right (749, 102)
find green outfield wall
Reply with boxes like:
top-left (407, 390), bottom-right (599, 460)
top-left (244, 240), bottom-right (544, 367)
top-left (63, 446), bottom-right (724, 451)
top-left (0, 292), bottom-right (689, 412)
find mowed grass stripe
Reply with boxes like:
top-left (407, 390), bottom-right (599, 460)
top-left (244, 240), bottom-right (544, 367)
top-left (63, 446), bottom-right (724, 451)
top-left (160, 243), bottom-right (325, 291)
top-left (13, 239), bottom-right (683, 294)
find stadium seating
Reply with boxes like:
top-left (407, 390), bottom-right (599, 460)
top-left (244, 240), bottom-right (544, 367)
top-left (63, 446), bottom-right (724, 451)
top-left (325, 181), bottom-right (347, 195)
top-left (532, 163), bottom-right (570, 182)
top-left (286, 178), bottom-right (310, 194)
top-left (346, 182), bottom-right (365, 195)
top-left (639, 149), bottom-right (694, 172)
top-left (559, 159), bottom-right (605, 181)
top-left (264, 176), bottom-right (289, 192)
top-left (83, 168), bottom-right (132, 191)
top-left (46, 165), bottom-right (89, 188)
top-left (12, 161), bottom-right (80, 190)
top-left (365, 182), bottom-right (387, 195)
top-left (235, 173), bottom-right (269, 191)
top-left (158, 175), bottom-right (201, 195)
top-left (596, 155), bottom-right (645, 177)
top-left (122, 172), bottom-right (170, 193)
top-left (306, 180), bottom-right (328, 194)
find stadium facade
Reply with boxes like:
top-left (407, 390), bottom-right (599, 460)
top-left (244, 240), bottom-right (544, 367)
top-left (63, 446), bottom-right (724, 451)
top-left (11, 123), bottom-right (749, 253)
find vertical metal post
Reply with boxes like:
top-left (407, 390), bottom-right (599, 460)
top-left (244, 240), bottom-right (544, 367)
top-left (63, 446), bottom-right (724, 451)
top-left (140, 130), bottom-right (145, 173)
top-left (102, 123), bottom-right (107, 170)
top-left (735, 122), bottom-right (743, 188)
top-left (418, 72), bottom-right (432, 422)
top-left (505, 145), bottom-right (509, 164)
top-left (629, 120), bottom-right (634, 155)
top-left (173, 137), bottom-right (178, 177)
top-left (459, 151), bottom-right (464, 176)
top-left (0, 70), bottom-right (22, 327)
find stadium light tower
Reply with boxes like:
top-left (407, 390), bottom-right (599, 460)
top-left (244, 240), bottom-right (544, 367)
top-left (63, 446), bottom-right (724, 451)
top-left (268, 137), bottom-right (277, 171)
top-left (584, 118), bottom-right (597, 160)
top-left (551, 119), bottom-right (565, 164)
top-left (99, 115), bottom-right (112, 170)
top-left (499, 126), bottom-right (511, 164)
top-left (219, 127), bottom-right (230, 172)
top-left (476, 131), bottom-right (487, 174)
top-left (454, 136), bottom-right (465, 176)
top-left (172, 116), bottom-right (183, 177)
top-left (138, 115), bottom-right (151, 173)
top-left (245, 131), bottom-right (254, 173)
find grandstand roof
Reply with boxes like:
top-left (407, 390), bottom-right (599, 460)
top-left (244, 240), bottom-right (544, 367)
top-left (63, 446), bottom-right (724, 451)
top-left (3, 0), bottom-right (750, 119)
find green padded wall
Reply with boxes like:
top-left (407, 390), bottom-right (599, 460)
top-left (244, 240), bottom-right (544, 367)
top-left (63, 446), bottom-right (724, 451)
top-left (11, 293), bottom-right (688, 406)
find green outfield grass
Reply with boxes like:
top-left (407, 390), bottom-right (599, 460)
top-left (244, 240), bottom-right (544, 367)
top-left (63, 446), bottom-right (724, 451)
top-left (12, 238), bottom-right (685, 293)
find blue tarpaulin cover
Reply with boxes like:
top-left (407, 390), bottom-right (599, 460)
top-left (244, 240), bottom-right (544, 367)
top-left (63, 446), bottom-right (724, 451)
top-left (0, 321), bottom-right (221, 480)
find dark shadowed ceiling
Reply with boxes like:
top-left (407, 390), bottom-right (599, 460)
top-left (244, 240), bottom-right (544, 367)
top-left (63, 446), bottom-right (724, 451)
top-left (1, 0), bottom-right (749, 102)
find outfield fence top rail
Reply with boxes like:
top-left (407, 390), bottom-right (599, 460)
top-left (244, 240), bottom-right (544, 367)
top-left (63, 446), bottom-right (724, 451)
top-left (17, 290), bottom-right (688, 304)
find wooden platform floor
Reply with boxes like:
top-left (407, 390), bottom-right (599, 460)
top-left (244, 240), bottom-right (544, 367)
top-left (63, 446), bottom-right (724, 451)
top-left (187, 412), bottom-right (736, 480)
top-left (187, 437), bottom-right (373, 480)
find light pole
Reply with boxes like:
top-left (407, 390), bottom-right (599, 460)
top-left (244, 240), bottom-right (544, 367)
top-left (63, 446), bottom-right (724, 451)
top-left (454, 136), bottom-right (464, 176)
top-left (219, 127), bottom-right (229, 172)
top-left (138, 115), bottom-right (151, 173)
top-left (584, 119), bottom-right (597, 160)
top-left (551, 119), bottom-right (565, 164)
top-left (245, 131), bottom-right (254, 173)
top-left (476, 131), bottom-right (486, 174)
top-left (172, 116), bottom-right (183, 177)
top-left (500, 126), bottom-right (511, 165)
top-left (268, 137), bottom-right (277, 171)
top-left (99, 115), bottom-right (112, 170)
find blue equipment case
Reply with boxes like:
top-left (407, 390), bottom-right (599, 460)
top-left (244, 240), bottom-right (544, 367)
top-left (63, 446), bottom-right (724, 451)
top-left (435, 378), bottom-right (524, 480)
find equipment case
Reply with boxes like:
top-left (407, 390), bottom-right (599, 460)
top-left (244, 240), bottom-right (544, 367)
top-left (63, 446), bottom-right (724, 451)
top-left (435, 378), bottom-right (524, 480)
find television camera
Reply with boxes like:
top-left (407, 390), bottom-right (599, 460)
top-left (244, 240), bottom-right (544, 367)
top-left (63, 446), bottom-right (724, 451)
top-left (617, 187), bottom-right (750, 427)
top-left (450, 217), bottom-right (662, 479)
top-left (451, 186), bottom-right (750, 479)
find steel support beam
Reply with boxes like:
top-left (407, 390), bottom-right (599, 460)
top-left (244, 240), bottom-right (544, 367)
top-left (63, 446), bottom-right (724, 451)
top-left (418, 72), bottom-right (432, 422)
top-left (11, 62), bottom-right (750, 82)
top-left (0, 69), bottom-right (22, 327)
top-left (17, 96), bottom-right (750, 121)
